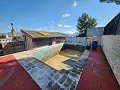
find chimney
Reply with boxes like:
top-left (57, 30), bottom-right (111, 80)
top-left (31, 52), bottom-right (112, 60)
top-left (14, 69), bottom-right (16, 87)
top-left (11, 23), bottom-right (16, 39)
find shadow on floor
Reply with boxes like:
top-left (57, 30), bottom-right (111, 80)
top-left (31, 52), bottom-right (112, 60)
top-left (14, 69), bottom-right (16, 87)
top-left (62, 59), bottom-right (77, 67)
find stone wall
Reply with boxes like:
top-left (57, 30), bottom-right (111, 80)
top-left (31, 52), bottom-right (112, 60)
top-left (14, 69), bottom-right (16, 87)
top-left (96, 36), bottom-right (102, 45)
top-left (101, 35), bottom-right (120, 85)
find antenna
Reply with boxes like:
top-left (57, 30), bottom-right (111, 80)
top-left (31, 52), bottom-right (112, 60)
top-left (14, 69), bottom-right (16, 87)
top-left (11, 23), bottom-right (13, 26)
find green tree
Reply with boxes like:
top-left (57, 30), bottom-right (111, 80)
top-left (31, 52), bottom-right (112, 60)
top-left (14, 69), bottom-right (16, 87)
top-left (2, 35), bottom-right (6, 38)
top-left (100, 0), bottom-right (120, 5)
top-left (0, 35), bottom-right (6, 39)
top-left (0, 35), bottom-right (2, 39)
top-left (76, 13), bottom-right (97, 37)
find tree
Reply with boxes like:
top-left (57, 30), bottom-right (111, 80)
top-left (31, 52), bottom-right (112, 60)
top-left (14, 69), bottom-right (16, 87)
top-left (0, 35), bottom-right (6, 39)
top-left (76, 13), bottom-right (97, 37)
top-left (100, 0), bottom-right (120, 5)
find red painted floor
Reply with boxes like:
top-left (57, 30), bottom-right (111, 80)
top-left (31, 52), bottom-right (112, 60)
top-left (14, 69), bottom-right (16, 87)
top-left (0, 55), bottom-right (41, 90)
top-left (77, 46), bottom-right (120, 90)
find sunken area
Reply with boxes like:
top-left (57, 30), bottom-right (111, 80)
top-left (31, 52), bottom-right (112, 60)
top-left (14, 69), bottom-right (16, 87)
top-left (13, 43), bottom-right (89, 90)
top-left (44, 44), bottom-right (86, 74)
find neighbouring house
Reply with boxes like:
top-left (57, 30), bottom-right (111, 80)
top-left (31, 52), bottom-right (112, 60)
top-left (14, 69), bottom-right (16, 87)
top-left (21, 30), bottom-right (66, 50)
top-left (87, 27), bottom-right (104, 45)
top-left (0, 23), bottom-right (25, 55)
top-left (87, 27), bottom-right (104, 36)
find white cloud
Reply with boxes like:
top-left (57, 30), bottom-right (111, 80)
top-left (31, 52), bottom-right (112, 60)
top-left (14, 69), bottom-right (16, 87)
top-left (57, 24), bottom-right (63, 28)
top-left (58, 24), bottom-right (71, 28)
top-left (51, 21), bottom-right (54, 23)
top-left (73, 1), bottom-right (77, 7)
top-left (62, 14), bottom-right (70, 18)
top-left (64, 31), bottom-right (75, 34)
top-left (64, 25), bottom-right (71, 28)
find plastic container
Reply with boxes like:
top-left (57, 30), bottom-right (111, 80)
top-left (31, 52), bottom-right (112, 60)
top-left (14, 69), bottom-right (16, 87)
top-left (92, 41), bottom-right (97, 49)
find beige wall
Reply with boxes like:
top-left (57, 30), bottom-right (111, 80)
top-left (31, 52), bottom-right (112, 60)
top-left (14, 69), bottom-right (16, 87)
top-left (22, 32), bottom-right (33, 50)
top-left (25, 36), bottom-right (33, 50)
top-left (101, 35), bottom-right (120, 85)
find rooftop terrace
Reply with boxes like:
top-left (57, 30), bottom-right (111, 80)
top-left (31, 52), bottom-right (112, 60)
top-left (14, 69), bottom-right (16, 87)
top-left (0, 44), bottom-right (120, 90)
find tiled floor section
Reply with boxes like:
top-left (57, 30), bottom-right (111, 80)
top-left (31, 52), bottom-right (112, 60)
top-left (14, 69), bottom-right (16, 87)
top-left (0, 55), bottom-right (41, 90)
top-left (76, 46), bottom-right (120, 90)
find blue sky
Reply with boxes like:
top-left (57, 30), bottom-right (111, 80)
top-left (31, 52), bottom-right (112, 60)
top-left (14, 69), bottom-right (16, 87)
top-left (0, 0), bottom-right (120, 33)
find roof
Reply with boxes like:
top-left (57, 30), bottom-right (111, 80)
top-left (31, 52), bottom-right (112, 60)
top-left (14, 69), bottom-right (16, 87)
top-left (21, 30), bottom-right (66, 38)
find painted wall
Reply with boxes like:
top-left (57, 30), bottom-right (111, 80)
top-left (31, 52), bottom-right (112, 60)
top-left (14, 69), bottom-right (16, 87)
top-left (65, 37), bottom-right (86, 46)
top-left (101, 35), bottom-right (120, 85)
top-left (27, 43), bottom-right (64, 62)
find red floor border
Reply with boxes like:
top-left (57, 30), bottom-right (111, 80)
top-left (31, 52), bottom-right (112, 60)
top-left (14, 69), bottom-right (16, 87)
top-left (0, 55), bottom-right (41, 90)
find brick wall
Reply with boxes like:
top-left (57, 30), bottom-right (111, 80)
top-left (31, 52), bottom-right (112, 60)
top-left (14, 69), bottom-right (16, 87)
top-left (101, 35), bottom-right (120, 85)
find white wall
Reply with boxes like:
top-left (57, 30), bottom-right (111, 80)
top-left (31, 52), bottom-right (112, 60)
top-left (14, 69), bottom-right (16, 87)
top-left (87, 27), bottom-right (104, 36)
top-left (65, 37), bottom-right (86, 46)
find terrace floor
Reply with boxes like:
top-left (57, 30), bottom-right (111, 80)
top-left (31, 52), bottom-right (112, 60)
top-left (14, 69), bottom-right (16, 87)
top-left (0, 55), bottom-right (41, 90)
top-left (76, 46), bottom-right (120, 90)
top-left (0, 46), bottom-right (120, 90)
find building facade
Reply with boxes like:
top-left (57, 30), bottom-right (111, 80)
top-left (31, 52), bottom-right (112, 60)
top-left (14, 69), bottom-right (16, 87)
top-left (87, 27), bottom-right (104, 36)
top-left (21, 30), bottom-right (66, 50)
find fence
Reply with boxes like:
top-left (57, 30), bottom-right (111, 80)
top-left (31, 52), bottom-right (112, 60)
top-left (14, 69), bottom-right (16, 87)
top-left (0, 41), bottom-right (25, 55)
top-left (65, 37), bottom-right (86, 46)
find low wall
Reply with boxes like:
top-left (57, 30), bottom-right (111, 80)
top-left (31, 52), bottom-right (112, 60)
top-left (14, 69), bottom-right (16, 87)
top-left (2, 41), bottom-right (25, 55)
top-left (65, 37), bottom-right (86, 46)
top-left (61, 43), bottom-right (86, 52)
top-left (27, 43), bottom-right (64, 62)
top-left (101, 35), bottom-right (120, 85)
